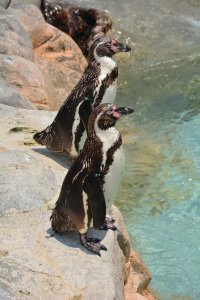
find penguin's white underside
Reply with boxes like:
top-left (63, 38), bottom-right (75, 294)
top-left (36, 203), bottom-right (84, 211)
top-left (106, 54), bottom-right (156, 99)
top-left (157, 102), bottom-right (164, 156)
top-left (94, 114), bottom-right (125, 210)
top-left (70, 55), bottom-right (117, 157)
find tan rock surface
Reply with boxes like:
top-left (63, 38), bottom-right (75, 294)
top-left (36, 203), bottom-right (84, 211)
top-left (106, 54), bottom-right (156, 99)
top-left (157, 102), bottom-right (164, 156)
top-left (9, 2), bottom-right (87, 109)
top-left (0, 54), bottom-right (56, 110)
top-left (34, 24), bottom-right (87, 107)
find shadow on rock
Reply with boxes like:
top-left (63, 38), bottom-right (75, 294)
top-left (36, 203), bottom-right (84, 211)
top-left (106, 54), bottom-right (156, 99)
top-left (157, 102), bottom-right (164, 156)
top-left (33, 147), bottom-right (71, 169)
top-left (46, 227), bottom-right (107, 256)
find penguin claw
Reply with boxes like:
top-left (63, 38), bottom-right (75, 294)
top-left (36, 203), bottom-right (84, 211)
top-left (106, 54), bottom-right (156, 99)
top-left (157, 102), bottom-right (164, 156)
top-left (99, 217), bottom-right (117, 231)
top-left (105, 216), bottom-right (115, 223)
top-left (80, 234), bottom-right (107, 256)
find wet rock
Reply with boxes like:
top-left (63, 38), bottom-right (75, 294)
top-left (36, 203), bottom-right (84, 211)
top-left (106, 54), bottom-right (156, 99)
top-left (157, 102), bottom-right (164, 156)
top-left (41, 0), bottom-right (112, 56)
top-left (124, 250), bottom-right (152, 299)
top-left (0, 7), bottom-right (34, 61)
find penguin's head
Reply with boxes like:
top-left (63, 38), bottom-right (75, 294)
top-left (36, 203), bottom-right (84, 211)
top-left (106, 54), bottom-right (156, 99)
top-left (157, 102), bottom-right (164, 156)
top-left (89, 37), bottom-right (131, 59)
top-left (89, 103), bottom-right (134, 131)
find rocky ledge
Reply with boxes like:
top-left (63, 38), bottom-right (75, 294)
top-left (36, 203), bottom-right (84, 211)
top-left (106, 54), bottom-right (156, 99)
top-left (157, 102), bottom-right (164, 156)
top-left (0, 104), bottom-right (153, 299)
top-left (0, 1), bottom-right (154, 299)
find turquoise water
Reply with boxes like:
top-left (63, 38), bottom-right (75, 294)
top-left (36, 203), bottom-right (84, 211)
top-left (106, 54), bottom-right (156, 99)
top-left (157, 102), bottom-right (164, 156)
top-left (72, 0), bottom-right (200, 298)
top-left (116, 58), bottom-right (200, 299)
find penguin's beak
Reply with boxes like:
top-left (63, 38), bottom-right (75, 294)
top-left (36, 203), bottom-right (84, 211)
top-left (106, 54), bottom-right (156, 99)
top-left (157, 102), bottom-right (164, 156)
top-left (115, 106), bottom-right (134, 115)
top-left (111, 40), bottom-right (131, 53)
top-left (110, 106), bottom-right (134, 119)
top-left (116, 42), bottom-right (131, 52)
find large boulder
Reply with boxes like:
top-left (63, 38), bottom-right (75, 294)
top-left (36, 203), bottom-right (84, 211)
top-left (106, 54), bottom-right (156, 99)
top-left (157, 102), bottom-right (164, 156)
top-left (0, 76), bottom-right (36, 109)
top-left (8, 3), bottom-right (55, 48)
top-left (0, 7), bottom-right (34, 61)
top-left (34, 24), bottom-right (87, 105)
top-left (8, 3), bottom-right (87, 108)
top-left (0, 54), bottom-right (57, 110)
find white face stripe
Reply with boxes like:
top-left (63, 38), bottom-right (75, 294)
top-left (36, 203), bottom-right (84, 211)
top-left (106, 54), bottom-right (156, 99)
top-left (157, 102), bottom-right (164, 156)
top-left (93, 42), bottom-right (117, 105)
top-left (94, 41), bottom-right (106, 63)
top-left (94, 112), bottom-right (120, 168)
top-left (79, 191), bottom-right (89, 234)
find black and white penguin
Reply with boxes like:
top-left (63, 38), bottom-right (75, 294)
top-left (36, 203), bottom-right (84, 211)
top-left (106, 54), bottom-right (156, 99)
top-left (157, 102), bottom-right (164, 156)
top-left (50, 101), bottom-right (134, 256)
top-left (33, 37), bottom-right (131, 159)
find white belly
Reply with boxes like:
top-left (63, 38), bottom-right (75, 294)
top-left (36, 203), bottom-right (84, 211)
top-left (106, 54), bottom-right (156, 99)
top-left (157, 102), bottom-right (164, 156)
top-left (101, 80), bottom-right (117, 104)
top-left (103, 145), bottom-right (125, 210)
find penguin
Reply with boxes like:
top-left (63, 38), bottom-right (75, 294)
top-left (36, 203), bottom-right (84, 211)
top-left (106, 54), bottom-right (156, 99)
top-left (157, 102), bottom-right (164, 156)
top-left (33, 37), bottom-right (131, 159)
top-left (50, 101), bottom-right (134, 256)
top-left (40, 0), bottom-right (112, 56)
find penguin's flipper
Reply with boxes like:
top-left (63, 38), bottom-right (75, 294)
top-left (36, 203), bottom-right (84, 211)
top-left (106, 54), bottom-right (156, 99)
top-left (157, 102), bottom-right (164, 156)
top-left (83, 174), bottom-right (106, 228)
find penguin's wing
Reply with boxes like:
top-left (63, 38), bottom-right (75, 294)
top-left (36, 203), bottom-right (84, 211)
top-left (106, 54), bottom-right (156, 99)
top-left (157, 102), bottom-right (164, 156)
top-left (83, 174), bottom-right (106, 228)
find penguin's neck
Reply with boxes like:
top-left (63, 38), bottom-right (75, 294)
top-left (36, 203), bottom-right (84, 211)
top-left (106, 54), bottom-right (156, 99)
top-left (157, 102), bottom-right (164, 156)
top-left (92, 114), bottom-right (120, 143)
top-left (93, 118), bottom-right (121, 166)
top-left (91, 50), bottom-right (117, 74)
top-left (95, 126), bottom-right (120, 147)
top-left (97, 56), bottom-right (117, 73)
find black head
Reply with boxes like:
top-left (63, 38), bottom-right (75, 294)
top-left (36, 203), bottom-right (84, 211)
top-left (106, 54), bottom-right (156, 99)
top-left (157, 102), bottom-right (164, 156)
top-left (88, 103), bottom-right (134, 132)
top-left (89, 37), bottom-right (131, 60)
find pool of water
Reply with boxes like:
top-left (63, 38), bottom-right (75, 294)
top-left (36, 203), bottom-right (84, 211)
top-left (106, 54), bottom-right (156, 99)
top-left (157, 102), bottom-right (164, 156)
top-left (71, 0), bottom-right (200, 298)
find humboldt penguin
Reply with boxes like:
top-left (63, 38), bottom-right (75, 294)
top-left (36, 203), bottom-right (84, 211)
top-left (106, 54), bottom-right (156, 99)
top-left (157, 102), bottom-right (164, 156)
top-left (33, 37), bottom-right (131, 159)
top-left (50, 101), bottom-right (134, 256)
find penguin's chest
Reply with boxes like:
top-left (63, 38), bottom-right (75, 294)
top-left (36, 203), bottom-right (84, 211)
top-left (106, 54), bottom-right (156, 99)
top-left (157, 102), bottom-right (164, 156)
top-left (101, 80), bottom-right (117, 104)
top-left (102, 146), bottom-right (125, 210)
top-left (95, 59), bottom-right (118, 105)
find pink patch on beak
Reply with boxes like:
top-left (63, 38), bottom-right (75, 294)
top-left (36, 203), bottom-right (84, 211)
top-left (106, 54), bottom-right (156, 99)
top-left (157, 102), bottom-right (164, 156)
top-left (113, 111), bottom-right (121, 118)
top-left (110, 39), bottom-right (120, 53)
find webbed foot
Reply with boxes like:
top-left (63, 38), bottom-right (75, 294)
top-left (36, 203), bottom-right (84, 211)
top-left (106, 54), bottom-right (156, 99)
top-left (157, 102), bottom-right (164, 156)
top-left (79, 234), bottom-right (107, 256)
top-left (99, 216), bottom-right (117, 231)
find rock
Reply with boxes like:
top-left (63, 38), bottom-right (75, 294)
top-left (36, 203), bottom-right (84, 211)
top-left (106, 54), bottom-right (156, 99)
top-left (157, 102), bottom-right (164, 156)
top-left (8, 3), bottom-right (55, 48)
top-left (34, 24), bottom-right (87, 105)
top-left (0, 0), bottom-right (11, 9)
top-left (0, 149), bottom-right (58, 214)
top-left (11, 0), bottom-right (41, 7)
top-left (41, 0), bottom-right (112, 56)
top-left (0, 7), bottom-right (34, 61)
top-left (0, 54), bottom-right (57, 110)
top-left (7, 3), bottom-right (87, 108)
top-left (0, 76), bottom-right (36, 109)
top-left (124, 250), bottom-right (152, 299)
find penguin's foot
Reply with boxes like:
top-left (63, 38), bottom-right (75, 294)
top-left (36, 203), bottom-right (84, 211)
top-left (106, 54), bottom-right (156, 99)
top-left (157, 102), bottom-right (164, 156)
top-left (99, 216), bottom-right (117, 231)
top-left (80, 234), bottom-right (107, 256)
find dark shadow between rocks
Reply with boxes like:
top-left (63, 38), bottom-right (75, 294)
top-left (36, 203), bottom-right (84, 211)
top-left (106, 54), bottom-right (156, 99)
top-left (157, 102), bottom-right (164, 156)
top-left (33, 147), bottom-right (71, 169)
top-left (46, 227), bottom-right (107, 256)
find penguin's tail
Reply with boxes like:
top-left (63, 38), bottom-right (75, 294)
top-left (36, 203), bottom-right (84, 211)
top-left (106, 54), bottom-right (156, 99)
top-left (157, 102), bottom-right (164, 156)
top-left (33, 128), bottom-right (49, 146)
top-left (50, 207), bottom-right (77, 233)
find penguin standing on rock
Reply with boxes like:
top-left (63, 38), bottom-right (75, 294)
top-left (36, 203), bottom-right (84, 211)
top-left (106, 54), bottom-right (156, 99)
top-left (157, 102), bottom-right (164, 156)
top-left (33, 37), bottom-right (131, 159)
top-left (50, 101), bottom-right (134, 256)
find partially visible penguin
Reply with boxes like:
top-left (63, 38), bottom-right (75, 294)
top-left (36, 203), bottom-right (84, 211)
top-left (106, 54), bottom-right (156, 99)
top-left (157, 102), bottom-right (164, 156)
top-left (33, 37), bottom-right (131, 159)
top-left (50, 101), bottom-right (134, 256)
